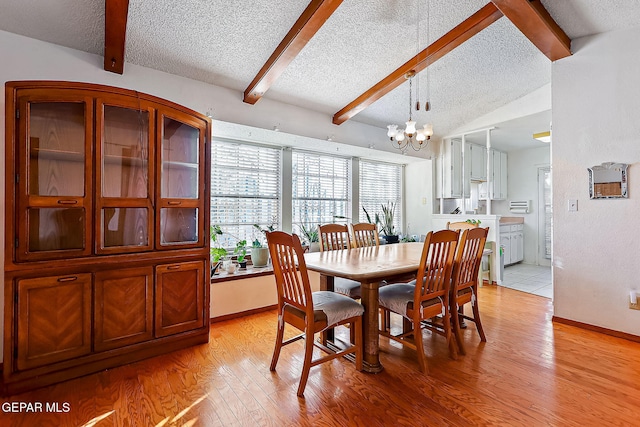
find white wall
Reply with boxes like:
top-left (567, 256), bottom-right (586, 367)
top-left (491, 146), bottom-right (550, 264)
top-left (553, 26), bottom-right (640, 335)
top-left (405, 160), bottom-right (434, 237)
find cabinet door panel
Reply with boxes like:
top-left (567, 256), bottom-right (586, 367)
top-left (510, 235), bottom-right (519, 264)
top-left (27, 102), bottom-right (86, 196)
top-left (161, 117), bottom-right (200, 199)
top-left (156, 109), bottom-right (206, 249)
top-left (500, 235), bottom-right (511, 265)
top-left (16, 274), bottom-right (92, 371)
top-left (17, 93), bottom-right (94, 261)
top-left (155, 261), bottom-right (205, 337)
top-left (95, 267), bottom-right (154, 351)
top-left (96, 100), bottom-right (155, 254)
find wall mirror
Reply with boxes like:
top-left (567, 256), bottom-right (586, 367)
top-left (588, 162), bottom-right (628, 199)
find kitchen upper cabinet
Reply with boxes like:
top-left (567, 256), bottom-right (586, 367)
top-left (469, 143), bottom-right (487, 181)
top-left (480, 149), bottom-right (508, 200)
top-left (440, 138), bottom-right (465, 198)
top-left (438, 140), bottom-right (488, 200)
top-left (490, 150), bottom-right (508, 200)
top-left (4, 81), bottom-right (211, 395)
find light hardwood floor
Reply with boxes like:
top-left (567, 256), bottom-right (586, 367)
top-left (3, 285), bottom-right (640, 426)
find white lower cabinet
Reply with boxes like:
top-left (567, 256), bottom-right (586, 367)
top-left (500, 224), bottom-right (524, 265)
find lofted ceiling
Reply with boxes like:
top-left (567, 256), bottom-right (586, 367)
top-left (1, 0), bottom-right (640, 153)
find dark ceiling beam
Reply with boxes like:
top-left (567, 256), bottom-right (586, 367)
top-left (332, 3), bottom-right (503, 125)
top-left (243, 0), bottom-right (343, 105)
top-left (104, 0), bottom-right (130, 74)
top-left (491, 0), bottom-right (571, 61)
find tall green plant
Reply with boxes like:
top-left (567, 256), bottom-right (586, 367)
top-left (300, 223), bottom-right (319, 244)
top-left (376, 201), bottom-right (397, 237)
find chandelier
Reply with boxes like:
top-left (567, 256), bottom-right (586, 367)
top-left (386, 71), bottom-right (433, 151)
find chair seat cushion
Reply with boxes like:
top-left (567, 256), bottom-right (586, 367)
top-left (379, 283), bottom-right (415, 317)
top-left (312, 291), bottom-right (364, 327)
top-left (334, 277), bottom-right (362, 299)
top-left (379, 283), bottom-right (443, 318)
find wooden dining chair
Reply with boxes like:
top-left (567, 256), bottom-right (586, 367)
top-left (349, 222), bottom-right (380, 248)
top-left (378, 229), bottom-right (459, 373)
top-left (318, 223), bottom-right (351, 251)
top-left (266, 231), bottom-right (364, 397)
top-left (446, 221), bottom-right (478, 231)
top-left (318, 224), bottom-right (361, 298)
top-left (450, 227), bottom-right (489, 355)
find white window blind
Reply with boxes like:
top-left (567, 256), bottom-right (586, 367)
top-left (359, 160), bottom-right (402, 232)
top-left (292, 151), bottom-right (350, 234)
top-left (210, 140), bottom-right (281, 247)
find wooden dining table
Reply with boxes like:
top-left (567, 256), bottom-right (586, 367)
top-left (304, 242), bottom-right (424, 373)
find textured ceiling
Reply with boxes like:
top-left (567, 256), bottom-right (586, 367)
top-left (1, 0), bottom-right (639, 152)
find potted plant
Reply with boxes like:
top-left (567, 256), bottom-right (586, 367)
top-left (370, 202), bottom-right (399, 244)
top-left (234, 239), bottom-right (248, 269)
top-left (251, 223), bottom-right (274, 267)
top-left (300, 223), bottom-right (320, 252)
top-left (210, 225), bottom-right (227, 275)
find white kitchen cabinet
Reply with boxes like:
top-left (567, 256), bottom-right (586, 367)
top-left (490, 149), bottom-right (508, 200)
top-left (441, 138), bottom-right (464, 198)
top-left (500, 223), bottom-right (524, 265)
top-left (500, 227), bottom-right (512, 265)
top-left (468, 143), bottom-right (487, 181)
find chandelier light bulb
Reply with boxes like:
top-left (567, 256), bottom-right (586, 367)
top-left (387, 124), bottom-right (398, 139)
top-left (396, 132), bottom-right (405, 142)
top-left (405, 120), bottom-right (416, 136)
top-left (416, 131), bottom-right (426, 142)
top-left (424, 123), bottom-right (434, 137)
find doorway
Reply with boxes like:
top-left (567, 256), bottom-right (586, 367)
top-left (537, 167), bottom-right (552, 267)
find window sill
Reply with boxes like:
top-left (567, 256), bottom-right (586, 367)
top-left (210, 265), bottom-right (273, 284)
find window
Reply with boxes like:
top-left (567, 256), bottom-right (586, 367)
top-left (292, 151), bottom-right (350, 234)
top-left (210, 140), bottom-right (281, 247)
top-left (359, 160), bottom-right (403, 232)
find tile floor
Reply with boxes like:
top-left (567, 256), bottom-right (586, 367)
top-left (500, 263), bottom-right (553, 298)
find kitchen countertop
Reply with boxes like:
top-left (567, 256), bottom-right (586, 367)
top-left (499, 217), bottom-right (524, 224)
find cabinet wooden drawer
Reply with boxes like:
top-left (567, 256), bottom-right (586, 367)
top-left (155, 260), bottom-right (205, 337)
top-left (94, 267), bottom-right (154, 352)
top-left (16, 273), bottom-right (92, 371)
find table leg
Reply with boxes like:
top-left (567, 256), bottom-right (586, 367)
top-left (320, 275), bottom-right (335, 344)
top-left (360, 279), bottom-right (383, 373)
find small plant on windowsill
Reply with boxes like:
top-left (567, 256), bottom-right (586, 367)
top-left (210, 224), bottom-right (227, 276)
top-left (251, 221), bottom-right (276, 267)
top-left (364, 202), bottom-right (399, 243)
top-left (300, 223), bottom-right (319, 252)
top-left (234, 240), bottom-right (248, 269)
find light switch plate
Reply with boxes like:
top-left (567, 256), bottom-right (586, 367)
top-left (568, 199), bottom-right (578, 212)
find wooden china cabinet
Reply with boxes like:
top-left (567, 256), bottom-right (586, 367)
top-left (3, 81), bottom-right (211, 394)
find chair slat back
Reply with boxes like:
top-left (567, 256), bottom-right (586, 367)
top-left (415, 230), bottom-right (459, 302)
top-left (446, 221), bottom-right (478, 231)
top-left (350, 223), bottom-right (380, 248)
top-left (267, 231), bottom-right (312, 313)
top-left (318, 224), bottom-right (351, 252)
top-left (453, 227), bottom-right (489, 291)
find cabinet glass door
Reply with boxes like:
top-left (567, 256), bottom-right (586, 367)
top-left (17, 96), bottom-right (93, 261)
top-left (96, 102), bottom-right (154, 253)
top-left (158, 112), bottom-right (205, 247)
